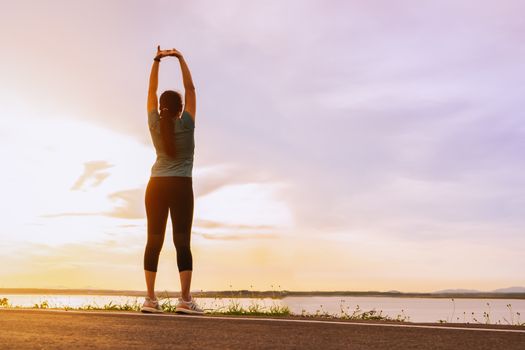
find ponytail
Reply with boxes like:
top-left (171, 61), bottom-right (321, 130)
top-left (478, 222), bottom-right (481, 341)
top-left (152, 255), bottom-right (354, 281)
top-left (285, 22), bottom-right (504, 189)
top-left (158, 90), bottom-right (183, 159)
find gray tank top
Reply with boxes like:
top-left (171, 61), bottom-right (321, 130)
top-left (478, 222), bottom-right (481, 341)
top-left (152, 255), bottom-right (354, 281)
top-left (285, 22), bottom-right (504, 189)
top-left (147, 109), bottom-right (195, 177)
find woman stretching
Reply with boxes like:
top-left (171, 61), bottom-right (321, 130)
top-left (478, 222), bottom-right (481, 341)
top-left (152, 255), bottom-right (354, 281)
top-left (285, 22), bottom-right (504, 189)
top-left (141, 46), bottom-right (203, 314)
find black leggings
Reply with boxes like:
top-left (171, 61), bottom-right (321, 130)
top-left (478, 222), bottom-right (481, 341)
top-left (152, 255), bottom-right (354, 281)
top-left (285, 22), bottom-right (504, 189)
top-left (144, 176), bottom-right (194, 273)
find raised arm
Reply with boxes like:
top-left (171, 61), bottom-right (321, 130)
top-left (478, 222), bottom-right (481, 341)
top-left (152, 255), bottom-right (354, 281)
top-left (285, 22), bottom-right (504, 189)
top-left (168, 49), bottom-right (196, 121)
top-left (147, 46), bottom-right (170, 113)
top-left (147, 59), bottom-right (159, 113)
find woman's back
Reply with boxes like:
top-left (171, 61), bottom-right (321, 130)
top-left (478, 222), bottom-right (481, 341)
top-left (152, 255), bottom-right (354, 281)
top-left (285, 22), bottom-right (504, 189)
top-left (148, 109), bottom-right (195, 177)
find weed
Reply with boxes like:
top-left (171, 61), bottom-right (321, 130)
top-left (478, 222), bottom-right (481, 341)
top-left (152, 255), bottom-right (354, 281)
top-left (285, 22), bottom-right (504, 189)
top-left (0, 297), bottom-right (11, 308)
top-left (326, 301), bottom-right (409, 322)
top-left (447, 298), bottom-right (455, 323)
top-left (1, 293), bottom-right (522, 325)
top-left (33, 300), bottom-right (49, 309)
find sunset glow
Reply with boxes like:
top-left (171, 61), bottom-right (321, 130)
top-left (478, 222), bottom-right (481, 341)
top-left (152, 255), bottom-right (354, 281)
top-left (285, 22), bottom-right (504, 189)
top-left (1, 0), bottom-right (524, 293)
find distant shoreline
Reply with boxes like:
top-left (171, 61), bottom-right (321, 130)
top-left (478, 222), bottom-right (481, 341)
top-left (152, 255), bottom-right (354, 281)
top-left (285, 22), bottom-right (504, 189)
top-left (1, 288), bottom-right (524, 299)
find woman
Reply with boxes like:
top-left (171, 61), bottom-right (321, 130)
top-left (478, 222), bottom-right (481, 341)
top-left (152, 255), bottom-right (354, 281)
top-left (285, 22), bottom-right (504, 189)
top-left (141, 46), bottom-right (203, 314)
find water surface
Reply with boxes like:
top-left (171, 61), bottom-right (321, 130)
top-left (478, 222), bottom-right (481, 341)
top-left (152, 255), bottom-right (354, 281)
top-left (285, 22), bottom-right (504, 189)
top-left (2, 294), bottom-right (523, 324)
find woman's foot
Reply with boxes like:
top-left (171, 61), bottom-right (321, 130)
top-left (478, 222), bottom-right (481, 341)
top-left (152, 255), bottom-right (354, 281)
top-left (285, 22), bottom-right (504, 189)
top-left (175, 295), bottom-right (204, 315)
top-left (141, 296), bottom-right (164, 313)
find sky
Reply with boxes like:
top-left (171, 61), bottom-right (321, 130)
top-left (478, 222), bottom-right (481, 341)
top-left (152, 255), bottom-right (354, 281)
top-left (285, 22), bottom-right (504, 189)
top-left (0, 0), bottom-right (524, 293)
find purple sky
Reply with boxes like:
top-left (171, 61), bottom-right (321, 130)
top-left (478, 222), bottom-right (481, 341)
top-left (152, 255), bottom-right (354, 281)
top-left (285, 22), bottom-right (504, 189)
top-left (1, 0), bottom-right (524, 291)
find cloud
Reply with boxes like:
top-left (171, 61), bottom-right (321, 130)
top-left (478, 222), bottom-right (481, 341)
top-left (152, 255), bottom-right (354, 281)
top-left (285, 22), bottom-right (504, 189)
top-left (193, 163), bottom-right (281, 197)
top-left (28, 0), bottom-right (525, 247)
top-left (193, 231), bottom-right (277, 240)
top-left (41, 188), bottom-right (145, 220)
top-left (106, 189), bottom-right (145, 219)
top-left (194, 218), bottom-right (274, 231)
top-left (0, 238), bottom-right (146, 289)
top-left (117, 223), bottom-right (143, 228)
top-left (3, 0), bottom-right (525, 290)
top-left (70, 160), bottom-right (113, 191)
top-left (192, 216), bottom-right (280, 240)
top-left (40, 212), bottom-right (102, 218)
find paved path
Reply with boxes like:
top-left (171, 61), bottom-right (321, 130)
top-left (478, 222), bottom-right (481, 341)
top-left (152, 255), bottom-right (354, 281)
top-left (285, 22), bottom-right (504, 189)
top-left (1, 309), bottom-right (524, 349)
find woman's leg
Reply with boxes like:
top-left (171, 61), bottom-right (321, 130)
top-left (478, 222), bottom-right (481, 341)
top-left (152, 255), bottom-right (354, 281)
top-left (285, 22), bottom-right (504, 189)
top-left (144, 177), bottom-right (169, 299)
top-left (179, 270), bottom-right (193, 302)
top-left (169, 177), bottom-right (194, 301)
top-left (144, 270), bottom-right (158, 300)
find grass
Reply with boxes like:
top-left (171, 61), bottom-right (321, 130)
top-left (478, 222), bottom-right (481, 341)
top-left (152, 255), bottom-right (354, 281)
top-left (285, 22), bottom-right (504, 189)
top-left (0, 295), bottom-right (292, 317)
top-left (0, 295), bottom-right (409, 322)
top-left (335, 300), bottom-right (410, 322)
top-left (436, 299), bottom-right (525, 326)
top-left (2, 295), bottom-right (524, 325)
top-left (0, 295), bottom-right (401, 321)
top-left (0, 293), bottom-right (411, 322)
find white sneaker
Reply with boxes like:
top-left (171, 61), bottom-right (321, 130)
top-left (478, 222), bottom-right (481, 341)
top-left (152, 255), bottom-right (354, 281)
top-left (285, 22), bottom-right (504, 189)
top-left (141, 297), bottom-right (164, 313)
top-left (175, 296), bottom-right (204, 315)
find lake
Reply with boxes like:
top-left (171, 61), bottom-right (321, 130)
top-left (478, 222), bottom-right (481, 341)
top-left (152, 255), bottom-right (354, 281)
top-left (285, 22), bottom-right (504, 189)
top-left (1, 294), bottom-right (523, 324)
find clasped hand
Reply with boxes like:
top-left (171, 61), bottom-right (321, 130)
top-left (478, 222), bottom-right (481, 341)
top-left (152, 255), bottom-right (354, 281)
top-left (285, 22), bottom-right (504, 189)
top-left (154, 45), bottom-right (182, 60)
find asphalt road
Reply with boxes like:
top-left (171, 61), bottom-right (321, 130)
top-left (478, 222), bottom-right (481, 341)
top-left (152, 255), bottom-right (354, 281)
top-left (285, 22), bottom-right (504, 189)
top-left (1, 309), bottom-right (524, 349)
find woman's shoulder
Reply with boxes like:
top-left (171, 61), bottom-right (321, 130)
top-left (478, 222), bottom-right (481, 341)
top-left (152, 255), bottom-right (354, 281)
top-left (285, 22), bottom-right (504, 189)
top-left (179, 110), bottom-right (195, 129)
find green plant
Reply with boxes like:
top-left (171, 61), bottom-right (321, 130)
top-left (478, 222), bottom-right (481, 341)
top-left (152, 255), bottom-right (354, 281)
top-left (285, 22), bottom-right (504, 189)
top-left (337, 301), bottom-right (409, 322)
top-left (33, 300), bottom-right (49, 309)
top-left (0, 297), bottom-right (10, 307)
